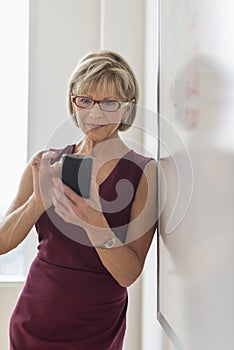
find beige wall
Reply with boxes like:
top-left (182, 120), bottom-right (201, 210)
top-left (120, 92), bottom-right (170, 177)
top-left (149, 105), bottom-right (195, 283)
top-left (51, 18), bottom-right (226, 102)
top-left (0, 281), bottom-right (24, 350)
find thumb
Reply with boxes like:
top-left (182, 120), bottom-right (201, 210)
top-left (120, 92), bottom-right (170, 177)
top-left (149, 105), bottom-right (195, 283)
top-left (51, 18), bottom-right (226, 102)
top-left (31, 157), bottom-right (40, 167)
top-left (31, 156), bottom-right (41, 186)
top-left (31, 156), bottom-right (41, 173)
top-left (88, 180), bottom-right (102, 212)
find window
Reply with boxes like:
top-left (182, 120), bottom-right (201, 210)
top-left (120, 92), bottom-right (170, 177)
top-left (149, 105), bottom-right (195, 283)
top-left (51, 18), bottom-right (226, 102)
top-left (0, 0), bottom-right (29, 277)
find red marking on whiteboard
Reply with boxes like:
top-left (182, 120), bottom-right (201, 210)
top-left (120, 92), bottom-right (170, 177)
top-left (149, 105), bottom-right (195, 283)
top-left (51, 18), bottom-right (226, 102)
top-left (185, 108), bottom-right (201, 129)
top-left (186, 70), bottom-right (201, 99)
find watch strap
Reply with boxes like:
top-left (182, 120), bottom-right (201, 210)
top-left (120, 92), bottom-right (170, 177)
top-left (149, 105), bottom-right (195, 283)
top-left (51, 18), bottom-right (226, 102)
top-left (95, 231), bottom-right (116, 249)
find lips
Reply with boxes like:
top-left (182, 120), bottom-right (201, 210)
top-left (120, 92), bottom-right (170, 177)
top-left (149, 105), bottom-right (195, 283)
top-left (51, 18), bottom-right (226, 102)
top-left (86, 123), bottom-right (105, 129)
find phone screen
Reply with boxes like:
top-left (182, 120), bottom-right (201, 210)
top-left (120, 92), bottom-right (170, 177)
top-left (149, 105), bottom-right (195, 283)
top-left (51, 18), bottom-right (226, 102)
top-left (61, 155), bottom-right (93, 198)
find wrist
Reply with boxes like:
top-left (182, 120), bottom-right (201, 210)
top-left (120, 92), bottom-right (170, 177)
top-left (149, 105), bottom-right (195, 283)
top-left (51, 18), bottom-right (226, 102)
top-left (89, 211), bottom-right (108, 228)
top-left (85, 214), bottom-right (117, 248)
top-left (95, 230), bottom-right (117, 249)
top-left (28, 194), bottom-right (45, 218)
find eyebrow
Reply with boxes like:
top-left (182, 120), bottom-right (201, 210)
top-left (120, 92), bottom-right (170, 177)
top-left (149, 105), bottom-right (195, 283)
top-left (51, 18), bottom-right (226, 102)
top-left (80, 94), bottom-right (117, 100)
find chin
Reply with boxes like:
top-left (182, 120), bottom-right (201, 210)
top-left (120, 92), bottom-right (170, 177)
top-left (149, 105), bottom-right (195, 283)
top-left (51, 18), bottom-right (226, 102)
top-left (85, 127), bottom-right (119, 142)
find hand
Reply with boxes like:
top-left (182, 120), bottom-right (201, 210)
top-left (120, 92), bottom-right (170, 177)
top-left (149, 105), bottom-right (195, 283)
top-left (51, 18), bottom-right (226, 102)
top-left (52, 177), bottom-right (105, 229)
top-left (31, 151), bottom-right (62, 210)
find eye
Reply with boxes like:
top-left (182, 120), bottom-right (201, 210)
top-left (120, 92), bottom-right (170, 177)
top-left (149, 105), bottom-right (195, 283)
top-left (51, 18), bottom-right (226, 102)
top-left (100, 100), bottom-right (119, 111)
top-left (103, 100), bottom-right (117, 106)
top-left (75, 96), bottom-right (93, 108)
top-left (79, 97), bottom-right (92, 105)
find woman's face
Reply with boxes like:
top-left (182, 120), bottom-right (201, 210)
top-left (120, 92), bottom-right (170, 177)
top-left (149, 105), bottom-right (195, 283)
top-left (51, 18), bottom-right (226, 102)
top-left (73, 87), bottom-right (128, 144)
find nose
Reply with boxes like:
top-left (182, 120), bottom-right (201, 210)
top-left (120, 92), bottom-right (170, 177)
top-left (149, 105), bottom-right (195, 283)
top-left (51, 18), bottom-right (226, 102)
top-left (88, 101), bottom-right (103, 118)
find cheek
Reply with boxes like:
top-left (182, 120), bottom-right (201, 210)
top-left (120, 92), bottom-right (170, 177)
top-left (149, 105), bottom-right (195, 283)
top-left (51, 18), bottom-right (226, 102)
top-left (106, 121), bottom-right (122, 135)
top-left (75, 111), bottom-right (87, 126)
top-left (106, 111), bottom-right (122, 124)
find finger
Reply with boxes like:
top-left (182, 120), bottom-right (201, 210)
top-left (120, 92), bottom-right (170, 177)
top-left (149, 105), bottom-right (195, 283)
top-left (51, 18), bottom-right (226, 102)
top-left (89, 179), bottom-right (98, 196)
top-left (50, 161), bottom-right (62, 177)
top-left (52, 180), bottom-right (77, 216)
top-left (52, 177), bottom-right (65, 194)
top-left (53, 191), bottom-right (82, 225)
top-left (52, 179), bottom-right (69, 203)
top-left (52, 194), bottom-right (67, 213)
top-left (86, 180), bottom-right (102, 212)
top-left (52, 188), bottom-right (73, 217)
top-left (53, 200), bottom-right (67, 221)
top-left (31, 156), bottom-right (42, 183)
top-left (54, 178), bottom-right (83, 205)
top-left (31, 156), bottom-right (40, 167)
top-left (40, 151), bottom-right (58, 169)
top-left (41, 150), bottom-right (58, 161)
top-left (52, 187), bottom-right (66, 206)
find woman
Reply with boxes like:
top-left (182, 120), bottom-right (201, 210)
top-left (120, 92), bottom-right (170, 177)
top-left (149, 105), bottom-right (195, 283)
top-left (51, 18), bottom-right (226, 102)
top-left (0, 50), bottom-right (157, 349)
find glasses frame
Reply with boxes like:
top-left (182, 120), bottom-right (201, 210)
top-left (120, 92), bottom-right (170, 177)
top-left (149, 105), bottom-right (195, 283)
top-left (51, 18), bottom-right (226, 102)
top-left (72, 95), bottom-right (129, 112)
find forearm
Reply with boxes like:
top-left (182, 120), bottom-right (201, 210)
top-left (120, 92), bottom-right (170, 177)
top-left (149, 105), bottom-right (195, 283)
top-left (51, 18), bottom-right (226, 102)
top-left (96, 243), bottom-right (142, 287)
top-left (0, 195), bottom-right (44, 255)
top-left (86, 219), bottom-right (142, 287)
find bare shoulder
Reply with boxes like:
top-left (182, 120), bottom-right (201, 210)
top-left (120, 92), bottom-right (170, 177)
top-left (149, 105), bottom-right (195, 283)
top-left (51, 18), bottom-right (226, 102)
top-left (4, 150), bottom-right (45, 216)
top-left (141, 158), bottom-right (157, 185)
top-left (129, 159), bottom-right (157, 229)
top-left (125, 158), bottom-right (158, 263)
top-left (133, 159), bottom-right (157, 210)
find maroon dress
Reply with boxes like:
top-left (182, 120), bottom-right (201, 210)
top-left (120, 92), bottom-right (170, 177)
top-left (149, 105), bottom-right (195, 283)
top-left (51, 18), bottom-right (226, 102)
top-left (10, 145), bottom-right (152, 350)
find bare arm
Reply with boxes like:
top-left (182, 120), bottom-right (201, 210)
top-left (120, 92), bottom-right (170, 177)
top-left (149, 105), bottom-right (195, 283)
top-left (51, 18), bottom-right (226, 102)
top-left (53, 160), bottom-right (158, 287)
top-left (0, 160), bottom-right (42, 254)
top-left (0, 150), bottom-right (59, 255)
top-left (94, 160), bottom-right (158, 287)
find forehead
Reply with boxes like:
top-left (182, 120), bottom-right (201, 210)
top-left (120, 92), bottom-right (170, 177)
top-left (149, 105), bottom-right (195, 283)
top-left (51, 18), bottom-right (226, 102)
top-left (77, 77), bottom-right (122, 99)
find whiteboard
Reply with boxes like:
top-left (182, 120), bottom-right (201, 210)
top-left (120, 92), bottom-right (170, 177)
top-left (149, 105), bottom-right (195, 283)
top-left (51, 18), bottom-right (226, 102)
top-left (157, 1), bottom-right (234, 349)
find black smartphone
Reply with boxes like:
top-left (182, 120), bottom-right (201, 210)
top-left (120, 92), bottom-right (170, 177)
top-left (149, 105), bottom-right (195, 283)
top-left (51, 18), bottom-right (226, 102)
top-left (61, 154), bottom-right (93, 198)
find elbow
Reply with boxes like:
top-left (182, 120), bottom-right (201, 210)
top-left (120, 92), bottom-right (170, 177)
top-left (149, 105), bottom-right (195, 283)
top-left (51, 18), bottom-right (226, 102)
top-left (0, 236), bottom-right (5, 255)
top-left (118, 260), bottom-right (145, 288)
top-left (0, 226), bottom-right (8, 255)
top-left (118, 276), bottom-right (139, 288)
top-left (0, 236), bottom-right (13, 255)
top-left (0, 244), bottom-right (9, 255)
top-left (0, 246), bottom-right (15, 255)
top-left (118, 270), bottom-right (143, 288)
top-left (118, 280), bottom-right (135, 288)
top-left (0, 245), bottom-right (7, 256)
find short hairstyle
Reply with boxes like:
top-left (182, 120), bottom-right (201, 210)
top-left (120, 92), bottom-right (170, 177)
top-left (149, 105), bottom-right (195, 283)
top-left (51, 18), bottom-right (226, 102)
top-left (67, 50), bottom-right (139, 131)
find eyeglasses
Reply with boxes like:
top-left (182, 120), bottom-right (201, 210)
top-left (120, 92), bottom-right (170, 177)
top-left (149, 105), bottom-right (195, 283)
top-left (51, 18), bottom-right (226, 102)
top-left (72, 95), bottom-right (129, 112)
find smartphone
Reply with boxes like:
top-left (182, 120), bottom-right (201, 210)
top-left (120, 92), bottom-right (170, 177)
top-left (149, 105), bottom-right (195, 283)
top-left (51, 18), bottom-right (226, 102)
top-left (61, 154), bottom-right (93, 198)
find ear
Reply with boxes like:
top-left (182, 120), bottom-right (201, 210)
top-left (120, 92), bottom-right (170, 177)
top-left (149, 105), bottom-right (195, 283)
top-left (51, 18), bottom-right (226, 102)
top-left (71, 113), bottom-right (79, 127)
top-left (121, 100), bottom-right (135, 123)
top-left (71, 96), bottom-right (75, 113)
top-left (71, 103), bottom-right (79, 127)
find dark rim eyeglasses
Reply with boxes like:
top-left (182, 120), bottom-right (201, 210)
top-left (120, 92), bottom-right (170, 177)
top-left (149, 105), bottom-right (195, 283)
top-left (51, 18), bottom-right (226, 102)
top-left (72, 95), bottom-right (130, 112)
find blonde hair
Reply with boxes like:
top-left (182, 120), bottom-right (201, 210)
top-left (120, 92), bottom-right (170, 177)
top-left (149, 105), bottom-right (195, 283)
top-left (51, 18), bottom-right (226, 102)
top-left (67, 50), bottom-right (139, 131)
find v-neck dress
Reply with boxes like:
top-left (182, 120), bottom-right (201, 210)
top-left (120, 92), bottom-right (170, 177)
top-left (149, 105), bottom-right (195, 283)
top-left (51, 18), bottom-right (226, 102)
top-left (9, 144), bottom-right (153, 350)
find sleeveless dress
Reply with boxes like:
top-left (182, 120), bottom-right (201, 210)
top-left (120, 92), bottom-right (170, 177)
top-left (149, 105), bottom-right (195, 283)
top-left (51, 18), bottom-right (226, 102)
top-left (10, 145), bottom-right (153, 350)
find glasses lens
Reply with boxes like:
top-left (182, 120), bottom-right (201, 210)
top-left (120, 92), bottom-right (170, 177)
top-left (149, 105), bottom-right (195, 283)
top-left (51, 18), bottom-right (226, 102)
top-left (75, 97), bottom-right (93, 109)
top-left (100, 101), bottom-right (120, 112)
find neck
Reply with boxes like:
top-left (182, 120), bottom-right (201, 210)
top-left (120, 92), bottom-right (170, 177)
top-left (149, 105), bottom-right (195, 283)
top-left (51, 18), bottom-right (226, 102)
top-left (75, 135), bottom-right (130, 160)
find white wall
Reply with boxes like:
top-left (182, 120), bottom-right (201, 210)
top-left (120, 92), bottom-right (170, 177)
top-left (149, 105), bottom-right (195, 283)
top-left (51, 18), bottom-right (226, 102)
top-left (141, 0), bottom-right (165, 349)
top-left (28, 0), bottom-right (101, 156)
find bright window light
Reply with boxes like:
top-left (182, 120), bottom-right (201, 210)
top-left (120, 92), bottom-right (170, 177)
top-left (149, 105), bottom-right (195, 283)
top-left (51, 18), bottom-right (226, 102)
top-left (0, 0), bottom-right (29, 277)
